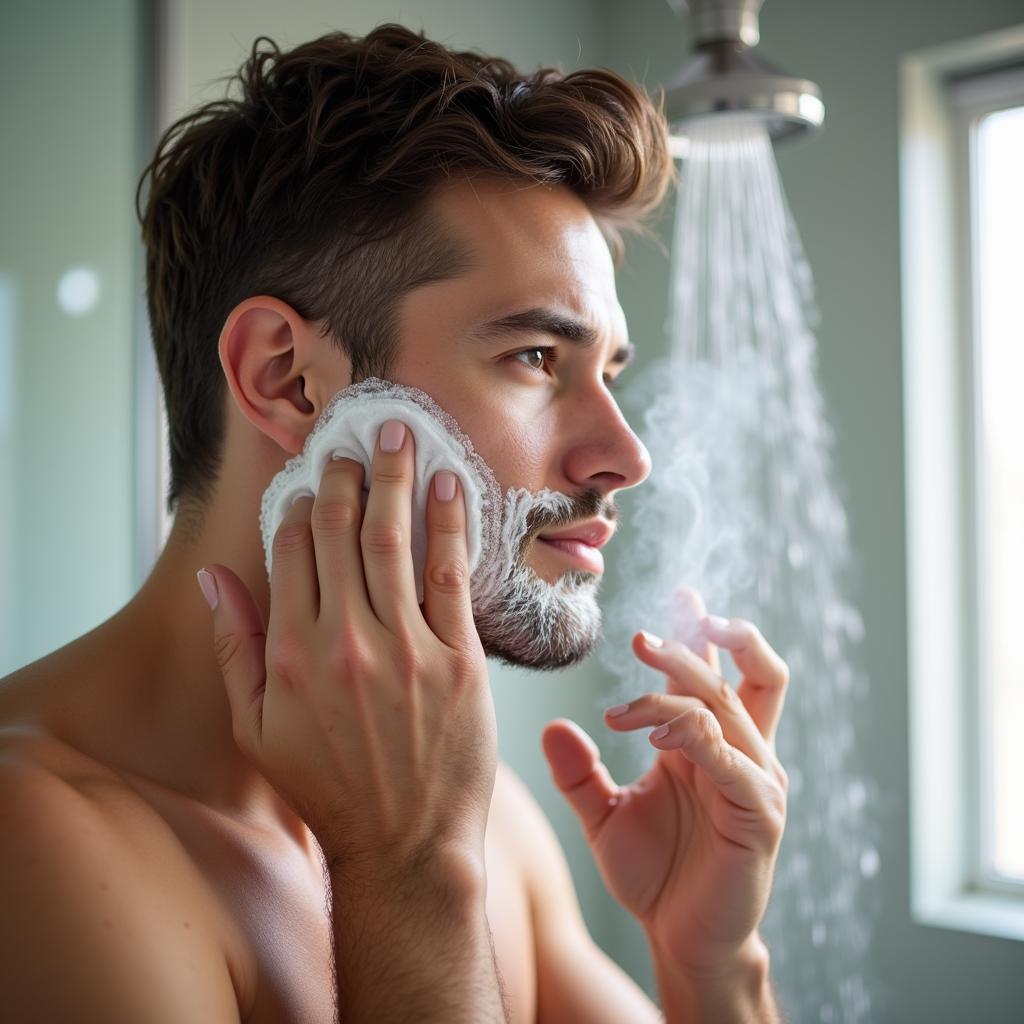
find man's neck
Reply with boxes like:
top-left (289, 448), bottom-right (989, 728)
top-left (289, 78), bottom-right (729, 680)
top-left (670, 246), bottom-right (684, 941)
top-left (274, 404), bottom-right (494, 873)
top-left (32, 521), bottom-right (304, 842)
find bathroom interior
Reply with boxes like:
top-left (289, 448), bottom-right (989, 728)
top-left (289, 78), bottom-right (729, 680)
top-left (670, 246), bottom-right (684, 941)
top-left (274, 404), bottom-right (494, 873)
top-left (1, 0), bottom-right (1023, 1020)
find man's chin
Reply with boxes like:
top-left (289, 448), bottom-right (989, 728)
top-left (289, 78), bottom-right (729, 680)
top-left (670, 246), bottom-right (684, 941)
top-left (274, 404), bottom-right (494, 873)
top-left (482, 632), bottom-right (600, 672)
top-left (474, 576), bottom-right (604, 672)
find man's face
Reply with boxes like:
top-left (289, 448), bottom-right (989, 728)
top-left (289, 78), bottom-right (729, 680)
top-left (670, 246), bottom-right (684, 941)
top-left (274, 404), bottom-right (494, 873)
top-left (384, 175), bottom-right (651, 669)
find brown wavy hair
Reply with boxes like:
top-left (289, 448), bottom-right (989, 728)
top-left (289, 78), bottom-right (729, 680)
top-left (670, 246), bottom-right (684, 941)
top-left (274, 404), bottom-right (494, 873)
top-left (137, 23), bottom-right (675, 522)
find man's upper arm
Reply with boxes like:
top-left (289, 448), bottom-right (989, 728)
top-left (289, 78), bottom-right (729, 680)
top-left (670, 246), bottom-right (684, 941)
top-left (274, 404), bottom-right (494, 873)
top-left (498, 766), bottom-right (662, 1024)
top-left (0, 761), bottom-right (241, 1024)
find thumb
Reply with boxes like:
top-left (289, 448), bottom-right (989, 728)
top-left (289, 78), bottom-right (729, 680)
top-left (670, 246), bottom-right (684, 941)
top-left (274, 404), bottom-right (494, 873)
top-left (197, 564), bottom-right (268, 758)
top-left (540, 719), bottom-right (620, 841)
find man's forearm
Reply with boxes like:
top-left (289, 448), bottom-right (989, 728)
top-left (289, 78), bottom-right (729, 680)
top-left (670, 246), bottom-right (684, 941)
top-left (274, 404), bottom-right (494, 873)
top-left (328, 852), bottom-right (509, 1023)
top-left (649, 933), bottom-right (782, 1024)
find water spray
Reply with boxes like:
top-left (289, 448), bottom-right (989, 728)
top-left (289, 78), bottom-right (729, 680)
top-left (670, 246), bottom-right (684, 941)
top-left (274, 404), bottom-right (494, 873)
top-left (596, 5), bottom-right (887, 1021)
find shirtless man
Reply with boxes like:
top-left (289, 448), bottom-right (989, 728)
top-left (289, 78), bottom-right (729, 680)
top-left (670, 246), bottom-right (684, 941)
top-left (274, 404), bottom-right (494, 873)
top-left (0, 24), bottom-right (790, 1023)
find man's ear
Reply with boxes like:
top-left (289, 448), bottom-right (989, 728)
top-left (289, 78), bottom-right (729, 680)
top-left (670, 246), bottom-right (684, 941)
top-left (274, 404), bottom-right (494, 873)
top-left (219, 295), bottom-right (351, 456)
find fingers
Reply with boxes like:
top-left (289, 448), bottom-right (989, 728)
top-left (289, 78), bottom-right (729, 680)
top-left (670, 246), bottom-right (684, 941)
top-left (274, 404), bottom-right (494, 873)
top-left (650, 708), bottom-right (785, 841)
top-left (604, 691), bottom-right (711, 732)
top-left (310, 455), bottom-right (369, 627)
top-left (200, 562), bottom-right (268, 759)
top-left (421, 470), bottom-right (476, 652)
top-left (540, 719), bottom-right (621, 841)
top-left (671, 585), bottom-right (720, 675)
top-left (267, 492), bottom-right (319, 654)
top-left (629, 631), bottom-right (776, 771)
top-left (360, 420), bottom-right (419, 636)
top-left (700, 616), bottom-right (790, 746)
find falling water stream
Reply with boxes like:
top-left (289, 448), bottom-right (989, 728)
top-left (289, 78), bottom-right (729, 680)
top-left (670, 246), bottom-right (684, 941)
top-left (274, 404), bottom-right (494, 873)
top-left (599, 117), bottom-right (892, 1023)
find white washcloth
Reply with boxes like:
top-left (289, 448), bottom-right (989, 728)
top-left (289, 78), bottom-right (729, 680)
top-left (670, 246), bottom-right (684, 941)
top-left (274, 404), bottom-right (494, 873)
top-left (260, 378), bottom-right (502, 604)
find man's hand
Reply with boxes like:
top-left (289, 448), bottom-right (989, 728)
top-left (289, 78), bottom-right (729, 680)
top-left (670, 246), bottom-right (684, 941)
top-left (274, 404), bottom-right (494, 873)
top-left (199, 417), bottom-right (497, 877)
top-left (198, 419), bottom-right (509, 1021)
top-left (541, 586), bottom-right (789, 976)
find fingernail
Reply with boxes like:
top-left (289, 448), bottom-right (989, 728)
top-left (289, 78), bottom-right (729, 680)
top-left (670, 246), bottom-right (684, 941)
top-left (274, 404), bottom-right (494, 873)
top-left (196, 568), bottom-right (219, 610)
top-left (650, 723), bottom-right (670, 741)
top-left (605, 703), bottom-right (630, 718)
top-left (640, 630), bottom-right (663, 648)
top-left (380, 420), bottom-right (406, 453)
top-left (434, 470), bottom-right (457, 502)
top-left (705, 615), bottom-right (731, 630)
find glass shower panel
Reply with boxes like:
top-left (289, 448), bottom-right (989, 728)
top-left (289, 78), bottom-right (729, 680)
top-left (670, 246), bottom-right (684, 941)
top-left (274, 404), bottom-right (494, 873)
top-left (0, 0), bottom-right (149, 674)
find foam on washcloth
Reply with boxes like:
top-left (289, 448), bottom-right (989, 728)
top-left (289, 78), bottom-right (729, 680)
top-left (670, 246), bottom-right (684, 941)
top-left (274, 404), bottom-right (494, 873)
top-left (259, 377), bottom-right (503, 605)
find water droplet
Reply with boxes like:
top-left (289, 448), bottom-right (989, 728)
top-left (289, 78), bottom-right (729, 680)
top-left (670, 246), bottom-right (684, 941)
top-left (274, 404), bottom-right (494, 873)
top-left (847, 779), bottom-right (867, 811)
top-left (860, 846), bottom-right (880, 878)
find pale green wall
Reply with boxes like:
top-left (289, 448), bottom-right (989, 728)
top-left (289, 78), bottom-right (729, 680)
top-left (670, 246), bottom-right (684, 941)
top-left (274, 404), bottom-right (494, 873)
top-left (0, 0), bottom-right (145, 669)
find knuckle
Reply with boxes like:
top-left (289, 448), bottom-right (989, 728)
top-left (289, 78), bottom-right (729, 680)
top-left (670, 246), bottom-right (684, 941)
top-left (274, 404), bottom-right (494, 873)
top-left (428, 559), bottom-right (468, 593)
top-left (431, 516), bottom-right (464, 538)
top-left (372, 465), bottom-right (406, 486)
top-left (773, 760), bottom-right (790, 793)
top-left (213, 630), bottom-right (244, 671)
top-left (690, 707), bottom-right (720, 743)
top-left (312, 500), bottom-right (361, 535)
top-left (362, 521), bottom-right (405, 556)
top-left (733, 619), bottom-right (760, 644)
top-left (324, 456), bottom-right (364, 481)
top-left (273, 521), bottom-right (310, 555)
top-left (328, 640), bottom-right (366, 681)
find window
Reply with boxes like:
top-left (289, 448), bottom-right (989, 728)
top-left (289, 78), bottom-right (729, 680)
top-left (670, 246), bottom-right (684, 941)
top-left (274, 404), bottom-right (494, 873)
top-left (959, 81), bottom-right (1024, 892)
top-left (901, 27), bottom-right (1024, 942)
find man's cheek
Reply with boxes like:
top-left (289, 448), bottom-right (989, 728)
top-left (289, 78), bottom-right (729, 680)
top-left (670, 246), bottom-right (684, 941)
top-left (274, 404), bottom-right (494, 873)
top-left (469, 422), bottom-right (551, 495)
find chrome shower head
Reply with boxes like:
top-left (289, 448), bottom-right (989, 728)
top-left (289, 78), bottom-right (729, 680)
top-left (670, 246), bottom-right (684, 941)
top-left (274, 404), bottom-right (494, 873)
top-left (664, 0), bottom-right (824, 152)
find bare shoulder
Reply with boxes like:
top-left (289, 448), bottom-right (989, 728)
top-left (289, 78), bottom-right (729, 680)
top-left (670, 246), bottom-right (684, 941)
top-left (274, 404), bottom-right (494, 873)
top-left (0, 741), bottom-right (244, 1023)
top-left (0, 732), bottom-right (247, 1022)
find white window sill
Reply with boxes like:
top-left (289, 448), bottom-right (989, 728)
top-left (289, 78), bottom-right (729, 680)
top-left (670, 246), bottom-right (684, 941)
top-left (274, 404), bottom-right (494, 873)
top-left (915, 891), bottom-right (1024, 943)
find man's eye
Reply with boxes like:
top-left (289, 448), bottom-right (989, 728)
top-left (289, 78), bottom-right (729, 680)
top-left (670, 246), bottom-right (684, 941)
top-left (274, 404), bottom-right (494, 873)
top-left (511, 347), bottom-right (555, 372)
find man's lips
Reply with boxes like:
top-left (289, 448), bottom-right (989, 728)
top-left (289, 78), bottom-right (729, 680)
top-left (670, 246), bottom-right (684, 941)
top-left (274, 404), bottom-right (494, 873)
top-left (537, 521), bottom-right (614, 548)
top-left (536, 520), bottom-right (614, 574)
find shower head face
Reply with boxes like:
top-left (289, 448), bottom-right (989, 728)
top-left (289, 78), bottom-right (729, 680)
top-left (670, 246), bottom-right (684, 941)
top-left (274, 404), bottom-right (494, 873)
top-left (664, 42), bottom-right (825, 146)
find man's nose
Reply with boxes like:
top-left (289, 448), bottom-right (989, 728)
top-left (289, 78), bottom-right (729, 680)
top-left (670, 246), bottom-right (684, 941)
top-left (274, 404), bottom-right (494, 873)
top-left (560, 387), bottom-right (652, 494)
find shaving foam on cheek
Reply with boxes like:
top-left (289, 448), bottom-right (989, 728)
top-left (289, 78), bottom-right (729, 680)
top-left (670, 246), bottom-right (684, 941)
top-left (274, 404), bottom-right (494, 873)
top-left (259, 377), bottom-right (505, 605)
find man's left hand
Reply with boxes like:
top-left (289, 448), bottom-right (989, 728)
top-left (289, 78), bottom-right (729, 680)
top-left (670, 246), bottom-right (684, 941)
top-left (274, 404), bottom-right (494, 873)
top-left (541, 587), bottom-right (790, 972)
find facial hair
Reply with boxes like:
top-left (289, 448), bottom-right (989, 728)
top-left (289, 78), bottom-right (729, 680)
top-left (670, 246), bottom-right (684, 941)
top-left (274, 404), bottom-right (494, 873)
top-left (471, 486), bottom-right (616, 671)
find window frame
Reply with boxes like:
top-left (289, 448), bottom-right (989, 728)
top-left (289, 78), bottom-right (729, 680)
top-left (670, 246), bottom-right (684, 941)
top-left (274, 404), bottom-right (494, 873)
top-left (900, 24), bottom-right (1024, 943)
top-left (951, 75), bottom-right (1024, 900)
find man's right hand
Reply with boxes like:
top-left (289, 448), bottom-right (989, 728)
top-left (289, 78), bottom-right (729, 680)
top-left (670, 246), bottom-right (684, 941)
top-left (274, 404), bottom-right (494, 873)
top-left (198, 417), bottom-right (496, 881)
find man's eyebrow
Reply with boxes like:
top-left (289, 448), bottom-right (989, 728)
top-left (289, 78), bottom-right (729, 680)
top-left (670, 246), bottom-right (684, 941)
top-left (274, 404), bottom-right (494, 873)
top-left (469, 307), bottom-right (635, 367)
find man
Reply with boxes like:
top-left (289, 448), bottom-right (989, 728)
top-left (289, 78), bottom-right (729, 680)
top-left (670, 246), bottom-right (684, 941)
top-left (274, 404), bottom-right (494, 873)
top-left (0, 24), bottom-right (790, 1022)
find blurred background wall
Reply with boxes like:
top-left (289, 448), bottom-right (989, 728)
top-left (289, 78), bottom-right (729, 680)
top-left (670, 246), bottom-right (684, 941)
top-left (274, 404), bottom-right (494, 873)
top-left (2, 1), bottom-right (1022, 1020)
